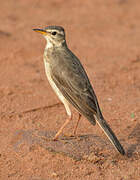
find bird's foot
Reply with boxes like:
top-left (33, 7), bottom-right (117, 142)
top-left (52, 137), bottom-right (58, 141)
top-left (63, 133), bottom-right (78, 140)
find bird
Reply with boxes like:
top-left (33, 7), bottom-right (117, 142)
top-left (33, 26), bottom-right (125, 155)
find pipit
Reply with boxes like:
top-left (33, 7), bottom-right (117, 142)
top-left (33, 26), bottom-right (125, 155)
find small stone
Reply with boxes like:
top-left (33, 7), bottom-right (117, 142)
top-left (52, 172), bottom-right (58, 177)
top-left (107, 97), bottom-right (112, 101)
top-left (84, 152), bottom-right (101, 163)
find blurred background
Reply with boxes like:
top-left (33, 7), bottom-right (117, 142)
top-left (0, 0), bottom-right (140, 179)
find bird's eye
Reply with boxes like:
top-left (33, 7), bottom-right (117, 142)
top-left (52, 31), bottom-right (57, 36)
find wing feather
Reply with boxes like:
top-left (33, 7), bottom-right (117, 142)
top-left (50, 47), bottom-right (102, 125)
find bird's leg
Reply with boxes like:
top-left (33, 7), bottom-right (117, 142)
top-left (73, 113), bottom-right (81, 136)
top-left (53, 114), bottom-right (72, 140)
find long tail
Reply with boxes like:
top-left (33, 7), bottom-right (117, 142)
top-left (95, 115), bottom-right (125, 155)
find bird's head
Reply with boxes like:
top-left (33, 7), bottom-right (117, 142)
top-left (33, 26), bottom-right (66, 48)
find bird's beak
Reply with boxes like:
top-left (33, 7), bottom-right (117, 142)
top-left (32, 28), bottom-right (48, 35)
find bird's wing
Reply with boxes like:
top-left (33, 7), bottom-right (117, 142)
top-left (50, 49), bottom-right (102, 124)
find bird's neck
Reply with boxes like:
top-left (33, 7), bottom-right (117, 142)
top-left (45, 39), bottom-right (66, 50)
top-left (44, 39), bottom-right (67, 62)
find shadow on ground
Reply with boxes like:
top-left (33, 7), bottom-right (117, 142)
top-left (11, 129), bottom-right (127, 161)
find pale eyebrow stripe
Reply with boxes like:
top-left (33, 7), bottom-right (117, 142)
top-left (47, 29), bottom-right (64, 35)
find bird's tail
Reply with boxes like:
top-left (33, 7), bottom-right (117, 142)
top-left (89, 93), bottom-right (125, 155)
top-left (95, 114), bottom-right (125, 155)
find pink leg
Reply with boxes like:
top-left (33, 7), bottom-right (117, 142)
top-left (73, 113), bottom-right (81, 135)
top-left (53, 115), bottom-right (72, 140)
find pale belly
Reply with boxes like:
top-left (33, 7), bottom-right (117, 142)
top-left (43, 59), bottom-right (71, 117)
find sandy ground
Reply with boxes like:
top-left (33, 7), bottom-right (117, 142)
top-left (0, 0), bottom-right (140, 179)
